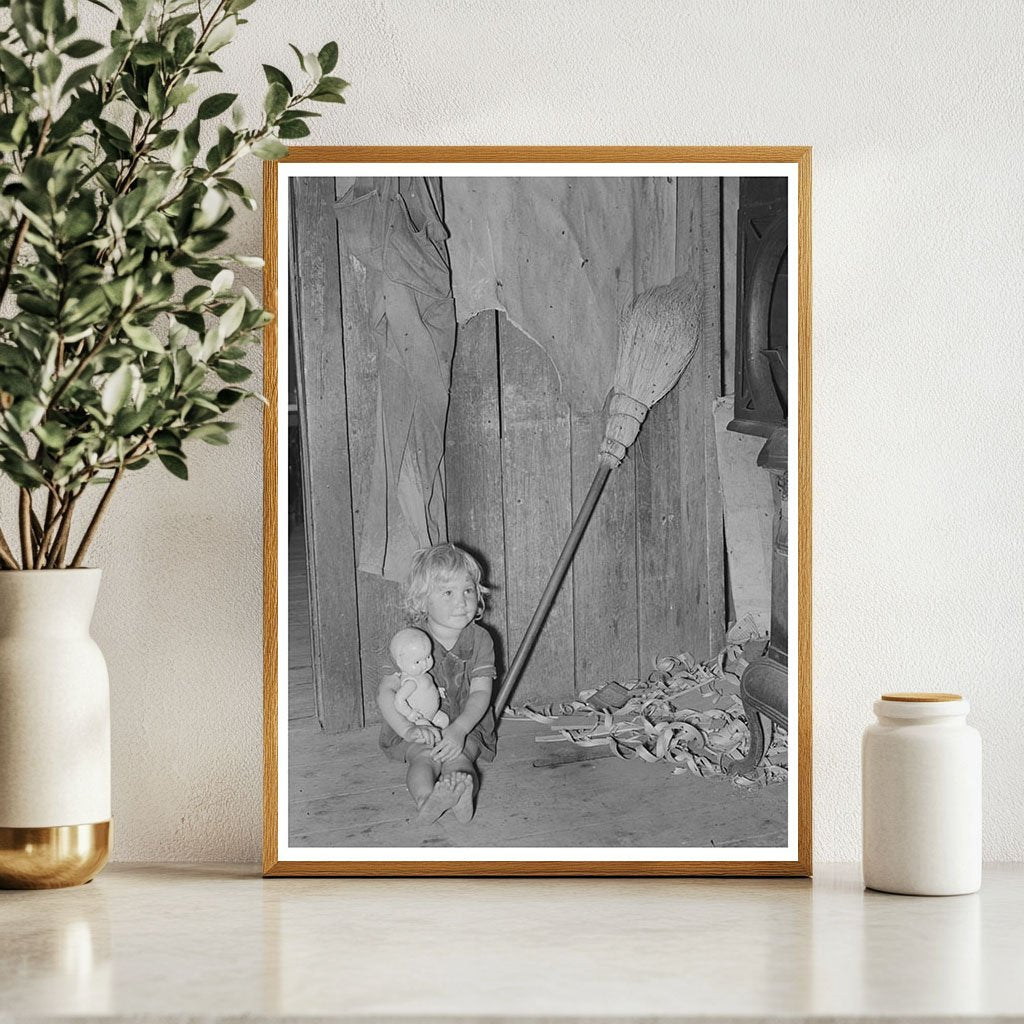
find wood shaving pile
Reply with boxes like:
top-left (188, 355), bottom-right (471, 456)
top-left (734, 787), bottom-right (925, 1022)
top-left (504, 616), bottom-right (788, 788)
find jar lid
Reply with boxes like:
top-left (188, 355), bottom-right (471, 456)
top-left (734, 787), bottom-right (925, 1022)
top-left (874, 694), bottom-right (969, 719)
top-left (881, 692), bottom-right (962, 702)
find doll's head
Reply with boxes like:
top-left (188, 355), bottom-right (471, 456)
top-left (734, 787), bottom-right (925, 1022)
top-left (390, 627), bottom-right (434, 676)
top-left (403, 543), bottom-right (489, 625)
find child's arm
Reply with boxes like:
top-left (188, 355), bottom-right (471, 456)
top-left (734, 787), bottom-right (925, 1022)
top-left (431, 676), bottom-right (493, 762)
top-left (378, 673), bottom-right (437, 743)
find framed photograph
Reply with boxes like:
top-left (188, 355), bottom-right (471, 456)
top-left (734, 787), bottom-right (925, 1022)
top-left (263, 147), bottom-right (811, 876)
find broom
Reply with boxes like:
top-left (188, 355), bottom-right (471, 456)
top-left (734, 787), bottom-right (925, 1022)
top-left (493, 269), bottom-right (704, 717)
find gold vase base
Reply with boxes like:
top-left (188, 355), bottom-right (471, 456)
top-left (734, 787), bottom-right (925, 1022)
top-left (0, 821), bottom-right (110, 889)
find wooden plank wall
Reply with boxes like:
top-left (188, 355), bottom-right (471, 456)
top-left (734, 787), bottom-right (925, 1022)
top-left (290, 177), bottom-right (362, 733)
top-left (294, 177), bottom-right (725, 733)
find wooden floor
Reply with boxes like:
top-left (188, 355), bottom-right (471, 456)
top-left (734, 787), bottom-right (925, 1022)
top-left (287, 529), bottom-right (787, 850)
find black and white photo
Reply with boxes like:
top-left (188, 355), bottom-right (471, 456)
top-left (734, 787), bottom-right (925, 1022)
top-left (264, 149), bottom-right (810, 876)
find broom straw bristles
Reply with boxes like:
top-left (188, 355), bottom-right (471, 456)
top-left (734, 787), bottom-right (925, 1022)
top-left (599, 269), bottom-right (704, 466)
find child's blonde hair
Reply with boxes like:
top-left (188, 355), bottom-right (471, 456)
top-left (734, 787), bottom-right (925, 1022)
top-left (403, 543), bottom-right (489, 623)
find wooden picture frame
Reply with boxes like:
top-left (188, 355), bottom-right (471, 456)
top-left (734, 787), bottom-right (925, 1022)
top-left (263, 147), bottom-right (812, 877)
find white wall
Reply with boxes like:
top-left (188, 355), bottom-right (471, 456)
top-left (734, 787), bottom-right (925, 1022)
top-left (84, 0), bottom-right (1024, 862)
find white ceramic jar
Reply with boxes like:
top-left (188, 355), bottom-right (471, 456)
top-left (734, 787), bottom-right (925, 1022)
top-left (862, 692), bottom-right (981, 896)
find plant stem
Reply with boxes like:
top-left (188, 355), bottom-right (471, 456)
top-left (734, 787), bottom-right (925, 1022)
top-left (70, 465), bottom-right (124, 568)
top-left (18, 489), bottom-right (34, 569)
top-left (35, 487), bottom-right (66, 566)
top-left (29, 507), bottom-right (43, 552)
top-left (45, 491), bottom-right (79, 569)
top-left (0, 216), bottom-right (30, 310)
top-left (0, 527), bottom-right (20, 570)
top-left (0, 113), bottom-right (52, 308)
top-left (42, 488), bottom-right (56, 533)
top-left (45, 299), bottom-right (140, 415)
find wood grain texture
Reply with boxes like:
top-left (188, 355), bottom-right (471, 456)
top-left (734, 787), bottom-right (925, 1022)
top-left (332, 177), bottom-right (402, 723)
top-left (277, 146), bottom-right (811, 165)
top-left (634, 388), bottom-right (685, 669)
top-left (570, 410), bottom-right (639, 690)
top-left (264, 147), bottom-right (813, 877)
top-left (498, 315), bottom-right (575, 703)
top-left (700, 178), bottom-right (727, 656)
top-left (291, 177), bottom-right (363, 734)
top-left (796, 147), bottom-right (813, 878)
top-left (632, 179), bottom-right (686, 674)
top-left (262, 161), bottom-right (279, 875)
top-left (264, 859), bottom-right (809, 877)
top-left (674, 176), bottom-right (726, 660)
top-left (446, 312), bottom-right (508, 673)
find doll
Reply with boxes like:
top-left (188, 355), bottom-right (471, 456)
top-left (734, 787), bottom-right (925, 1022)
top-left (390, 627), bottom-right (450, 730)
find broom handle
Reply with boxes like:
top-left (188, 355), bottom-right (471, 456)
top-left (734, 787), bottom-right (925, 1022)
top-left (493, 461), bottom-right (614, 716)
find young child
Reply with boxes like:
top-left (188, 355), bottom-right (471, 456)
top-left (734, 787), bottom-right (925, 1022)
top-left (377, 544), bottom-right (498, 824)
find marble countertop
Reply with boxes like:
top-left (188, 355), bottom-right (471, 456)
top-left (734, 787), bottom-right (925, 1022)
top-left (2, 862), bottom-right (1022, 1021)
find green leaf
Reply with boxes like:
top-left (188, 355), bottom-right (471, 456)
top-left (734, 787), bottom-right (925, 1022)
top-left (96, 43), bottom-right (127, 81)
top-left (112, 404), bottom-right (151, 435)
top-left (264, 82), bottom-right (288, 117)
top-left (166, 82), bottom-right (199, 107)
top-left (34, 421), bottom-right (70, 449)
top-left (63, 38), bottom-right (104, 58)
top-left (210, 269), bottom-right (233, 294)
top-left (182, 285), bottom-right (212, 310)
top-left (309, 87), bottom-right (346, 104)
top-left (317, 41), bottom-right (339, 75)
top-left (121, 0), bottom-right (152, 33)
top-left (98, 118), bottom-right (132, 148)
top-left (262, 64), bottom-right (292, 94)
top-left (318, 75), bottom-right (349, 93)
top-left (172, 26), bottom-right (196, 65)
top-left (189, 422), bottom-right (230, 445)
top-left (215, 388), bottom-right (247, 408)
top-left (203, 16), bottom-right (236, 53)
top-left (217, 296), bottom-right (246, 340)
top-left (198, 91), bottom-right (237, 119)
top-left (299, 51), bottom-right (321, 80)
top-left (0, 49), bottom-right (33, 86)
top-left (42, 0), bottom-right (66, 33)
top-left (158, 452), bottom-right (188, 479)
top-left (132, 42), bottom-right (168, 66)
top-left (38, 51), bottom-right (62, 86)
top-left (181, 364), bottom-right (206, 391)
top-left (156, 359), bottom-right (173, 392)
top-left (10, 1), bottom-right (44, 51)
top-left (101, 365), bottom-right (133, 415)
top-left (146, 74), bottom-right (166, 117)
top-left (1, 456), bottom-right (46, 487)
top-left (251, 137), bottom-right (287, 160)
top-left (214, 362), bottom-right (251, 384)
top-left (150, 128), bottom-right (177, 149)
top-left (60, 62), bottom-right (97, 96)
top-left (123, 322), bottom-right (164, 353)
top-left (277, 120), bottom-right (310, 140)
top-left (9, 399), bottom-right (45, 432)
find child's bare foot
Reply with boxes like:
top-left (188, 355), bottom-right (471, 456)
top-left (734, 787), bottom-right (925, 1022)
top-left (449, 771), bottom-right (476, 824)
top-left (416, 774), bottom-right (460, 823)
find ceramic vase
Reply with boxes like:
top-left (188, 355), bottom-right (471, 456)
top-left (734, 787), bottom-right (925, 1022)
top-left (862, 692), bottom-right (981, 896)
top-left (0, 569), bottom-right (111, 888)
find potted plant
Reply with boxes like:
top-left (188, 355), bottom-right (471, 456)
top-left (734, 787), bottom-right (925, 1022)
top-left (0, 0), bottom-right (345, 887)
